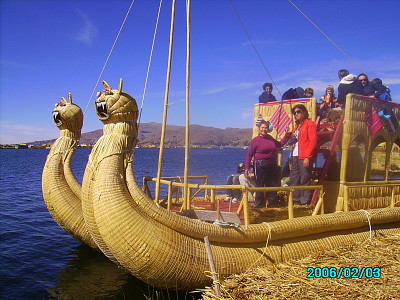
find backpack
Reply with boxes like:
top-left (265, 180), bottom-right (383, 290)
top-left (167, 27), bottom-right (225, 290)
top-left (378, 86), bottom-right (392, 101)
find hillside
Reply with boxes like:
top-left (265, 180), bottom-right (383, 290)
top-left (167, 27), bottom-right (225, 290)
top-left (28, 123), bottom-right (253, 148)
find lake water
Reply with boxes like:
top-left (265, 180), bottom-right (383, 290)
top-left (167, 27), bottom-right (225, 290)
top-left (0, 147), bottom-right (257, 299)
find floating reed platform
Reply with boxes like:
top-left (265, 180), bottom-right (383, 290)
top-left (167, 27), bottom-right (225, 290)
top-left (200, 233), bottom-right (400, 299)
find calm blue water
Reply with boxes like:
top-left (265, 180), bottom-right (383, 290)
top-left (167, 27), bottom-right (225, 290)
top-left (0, 148), bottom-right (251, 299)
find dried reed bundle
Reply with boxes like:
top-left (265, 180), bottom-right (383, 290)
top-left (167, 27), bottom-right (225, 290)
top-left (201, 234), bottom-right (400, 299)
top-left (323, 109), bottom-right (343, 124)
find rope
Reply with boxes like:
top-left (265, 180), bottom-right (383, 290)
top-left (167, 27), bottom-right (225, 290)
top-left (360, 209), bottom-right (373, 239)
top-left (229, 0), bottom-right (282, 98)
top-left (288, 0), bottom-right (365, 74)
top-left (83, 0), bottom-right (135, 116)
top-left (243, 221), bottom-right (273, 273)
top-left (137, 0), bottom-right (163, 129)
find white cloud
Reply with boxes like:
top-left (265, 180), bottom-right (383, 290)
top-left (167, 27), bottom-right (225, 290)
top-left (73, 9), bottom-right (98, 46)
top-left (200, 81), bottom-right (259, 96)
top-left (0, 121), bottom-right (57, 144)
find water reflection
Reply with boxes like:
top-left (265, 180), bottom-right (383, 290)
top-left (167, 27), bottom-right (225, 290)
top-left (47, 245), bottom-right (202, 299)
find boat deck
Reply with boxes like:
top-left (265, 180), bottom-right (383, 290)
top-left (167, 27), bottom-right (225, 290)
top-left (163, 197), bottom-right (314, 225)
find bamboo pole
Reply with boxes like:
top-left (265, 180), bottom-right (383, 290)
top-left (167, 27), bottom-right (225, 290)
top-left (210, 189), bottom-right (216, 206)
top-left (344, 185), bottom-right (349, 212)
top-left (155, 0), bottom-right (176, 203)
top-left (204, 236), bottom-right (221, 297)
top-left (391, 186), bottom-right (395, 208)
top-left (167, 182), bottom-right (173, 211)
top-left (321, 194), bottom-right (325, 214)
top-left (312, 191), bottom-right (324, 216)
top-left (242, 187), bottom-right (249, 225)
top-left (183, 0), bottom-right (191, 210)
top-left (216, 194), bottom-right (221, 221)
top-left (288, 189), bottom-right (294, 219)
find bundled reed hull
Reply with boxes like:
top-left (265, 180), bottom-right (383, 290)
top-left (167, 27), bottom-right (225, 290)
top-left (81, 81), bottom-right (400, 290)
top-left (42, 95), bottom-right (97, 250)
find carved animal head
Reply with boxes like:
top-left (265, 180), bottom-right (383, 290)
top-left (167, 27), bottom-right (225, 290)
top-left (94, 79), bottom-right (138, 124)
top-left (52, 93), bottom-right (83, 131)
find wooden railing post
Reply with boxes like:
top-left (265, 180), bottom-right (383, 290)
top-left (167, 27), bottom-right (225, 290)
top-left (344, 185), bottom-right (349, 212)
top-left (288, 189), bottom-right (294, 219)
top-left (391, 186), bottom-right (395, 207)
top-left (242, 187), bottom-right (249, 225)
top-left (167, 182), bottom-right (173, 211)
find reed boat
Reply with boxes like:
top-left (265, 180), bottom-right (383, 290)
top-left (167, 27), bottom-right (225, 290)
top-left (78, 78), bottom-right (400, 290)
top-left (42, 94), bottom-right (97, 250)
top-left (44, 0), bottom-right (400, 292)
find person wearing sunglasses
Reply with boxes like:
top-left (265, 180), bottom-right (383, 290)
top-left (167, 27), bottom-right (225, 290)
top-left (287, 104), bottom-right (317, 205)
top-left (357, 73), bottom-right (375, 96)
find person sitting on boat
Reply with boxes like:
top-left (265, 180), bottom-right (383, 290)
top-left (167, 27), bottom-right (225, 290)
top-left (258, 82), bottom-right (277, 103)
top-left (239, 162), bottom-right (256, 205)
top-left (317, 85), bottom-right (337, 119)
top-left (357, 73), bottom-right (374, 96)
top-left (281, 87), bottom-right (305, 100)
top-left (304, 87), bottom-right (314, 98)
top-left (357, 74), bottom-right (391, 101)
top-left (245, 120), bottom-right (290, 208)
top-left (224, 163), bottom-right (245, 203)
top-left (337, 69), bottom-right (364, 107)
top-left (287, 104), bottom-right (317, 205)
top-left (370, 78), bottom-right (392, 101)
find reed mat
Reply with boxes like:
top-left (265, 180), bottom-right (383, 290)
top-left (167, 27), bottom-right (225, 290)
top-left (201, 234), bottom-right (400, 299)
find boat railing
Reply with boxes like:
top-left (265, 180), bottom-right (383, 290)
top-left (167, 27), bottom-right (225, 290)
top-left (143, 175), bottom-right (210, 209)
top-left (142, 176), bottom-right (324, 225)
top-left (340, 180), bottom-right (399, 211)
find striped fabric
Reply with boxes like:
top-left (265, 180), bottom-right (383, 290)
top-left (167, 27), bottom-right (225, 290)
top-left (270, 105), bottom-right (292, 136)
top-left (363, 104), bottom-right (382, 136)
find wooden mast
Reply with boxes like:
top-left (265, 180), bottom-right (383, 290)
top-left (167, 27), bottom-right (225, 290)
top-left (155, 0), bottom-right (176, 203)
top-left (183, 0), bottom-right (191, 209)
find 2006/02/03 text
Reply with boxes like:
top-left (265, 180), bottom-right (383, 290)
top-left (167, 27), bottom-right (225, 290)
top-left (306, 267), bottom-right (381, 279)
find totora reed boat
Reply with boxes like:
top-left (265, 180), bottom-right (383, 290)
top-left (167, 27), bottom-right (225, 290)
top-left (42, 94), bottom-right (98, 250)
top-left (42, 0), bottom-right (400, 291)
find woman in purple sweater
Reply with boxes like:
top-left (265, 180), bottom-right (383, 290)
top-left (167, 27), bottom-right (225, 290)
top-left (245, 120), bottom-right (289, 208)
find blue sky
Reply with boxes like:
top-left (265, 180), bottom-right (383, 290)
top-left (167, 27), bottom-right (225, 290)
top-left (1, 0), bottom-right (399, 144)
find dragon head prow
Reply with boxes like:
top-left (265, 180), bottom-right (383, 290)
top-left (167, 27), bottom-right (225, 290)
top-left (52, 93), bottom-right (83, 131)
top-left (94, 78), bottom-right (138, 124)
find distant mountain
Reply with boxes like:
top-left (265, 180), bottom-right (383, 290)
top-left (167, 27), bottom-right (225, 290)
top-left (28, 123), bottom-right (253, 148)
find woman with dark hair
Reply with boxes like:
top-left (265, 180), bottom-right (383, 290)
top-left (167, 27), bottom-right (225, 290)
top-left (288, 104), bottom-right (317, 205)
top-left (258, 82), bottom-right (277, 103)
top-left (245, 120), bottom-right (289, 208)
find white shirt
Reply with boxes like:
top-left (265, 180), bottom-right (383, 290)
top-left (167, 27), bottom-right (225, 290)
top-left (292, 128), bottom-right (299, 157)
